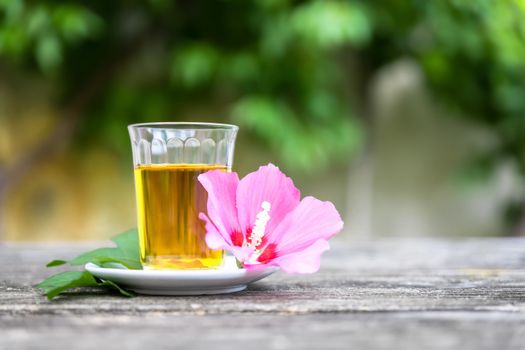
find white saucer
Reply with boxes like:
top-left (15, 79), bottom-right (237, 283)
top-left (85, 256), bottom-right (278, 295)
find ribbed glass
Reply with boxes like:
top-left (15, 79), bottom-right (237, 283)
top-left (128, 122), bottom-right (238, 270)
top-left (128, 122), bottom-right (238, 168)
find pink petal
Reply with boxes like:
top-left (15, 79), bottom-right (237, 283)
top-left (236, 164), bottom-right (300, 237)
top-left (230, 246), bottom-right (256, 262)
top-left (271, 239), bottom-right (330, 273)
top-left (201, 212), bottom-right (254, 262)
top-left (269, 196), bottom-right (344, 255)
top-left (246, 239), bottom-right (330, 273)
top-left (200, 213), bottom-right (230, 249)
top-left (198, 170), bottom-right (241, 245)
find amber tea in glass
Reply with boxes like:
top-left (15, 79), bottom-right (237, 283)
top-left (128, 123), bottom-right (238, 269)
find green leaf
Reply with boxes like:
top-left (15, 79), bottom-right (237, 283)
top-left (111, 229), bottom-right (141, 262)
top-left (36, 271), bottom-right (98, 300)
top-left (68, 248), bottom-right (141, 269)
top-left (98, 279), bottom-right (135, 297)
top-left (47, 229), bottom-right (142, 270)
top-left (39, 229), bottom-right (141, 299)
top-left (46, 259), bottom-right (67, 267)
top-left (36, 270), bottom-right (135, 300)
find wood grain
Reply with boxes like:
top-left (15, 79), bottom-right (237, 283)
top-left (1, 238), bottom-right (524, 349)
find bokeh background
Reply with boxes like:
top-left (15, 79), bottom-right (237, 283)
top-left (1, 0), bottom-right (525, 241)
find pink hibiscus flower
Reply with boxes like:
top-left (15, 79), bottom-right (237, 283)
top-left (198, 164), bottom-right (344, 273)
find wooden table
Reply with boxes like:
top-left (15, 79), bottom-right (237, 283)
top-left (1, 238), bottom-right (524, 349)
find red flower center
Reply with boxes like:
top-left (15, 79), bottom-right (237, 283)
top-left (257, 243), bottom-right (278, 264)
top-left (230, 230), bottom-right (244, 247)
top-left (231, 227), bottom-right (269, 250)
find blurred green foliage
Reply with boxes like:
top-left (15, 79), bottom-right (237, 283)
top-left (1, 0), bottom-right (525, 174)
top-left (370, 0), bottom-right (525, 177)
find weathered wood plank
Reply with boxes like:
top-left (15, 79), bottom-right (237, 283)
top-left (1, 238), bottom-right (524, 349)
top-left (1, 312), bottom-right (524, 350)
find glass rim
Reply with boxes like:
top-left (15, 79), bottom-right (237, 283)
top-left (128, 122), bottom-right (239, 131)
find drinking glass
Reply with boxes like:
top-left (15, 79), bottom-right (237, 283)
top-left (128, 122), bottom-right (238, 269)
